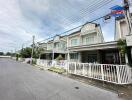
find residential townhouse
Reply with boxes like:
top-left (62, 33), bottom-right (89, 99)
top-left (67, 23), bottom-right (105, 63)
top-left (115, 15), bottom-right (132, 65)
top-left (39, 21), bottom-right (130, 65)
top-left (67, 22), bottom-right (125, 64)
top-left (40, 35), bottom-right (67, 60)
top-left (37, 8), bottom-right (132, 65)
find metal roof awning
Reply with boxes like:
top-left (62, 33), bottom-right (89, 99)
top-left (68, 41), bottom-right (117, 52)
top-left (41, 50), bottom-right (68, 54)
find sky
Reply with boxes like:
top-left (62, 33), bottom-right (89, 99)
top-left (0, 0), bottom-right (122, 52)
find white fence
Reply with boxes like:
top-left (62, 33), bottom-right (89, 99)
top-left (0, 56), bottom-right (11, 58)
top-left (68, 62), bottom-right (132, 84)
top-left (36, 59), bottom-right (67, 69)
top-left (36, 59), bottom-right (132, 84)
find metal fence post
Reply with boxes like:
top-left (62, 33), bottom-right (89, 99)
top-left (116, 65), bottom-right (121, 84)
top-left (46, 60), bottom-right (47, 68)
top-left (83, 64), bottom-right (85, 76)
top-left (101, 64), bottom-right (104, 80)
top-left (75, 62), bottom-right (77, 74)
top-left (126, 65), bottom-right (131, 84)
top-left (89, 63), bottom-right (92, 77)
top-left (67, 62), bottom-right (69, 74)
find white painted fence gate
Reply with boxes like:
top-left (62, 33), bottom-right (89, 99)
top-left (68, 62), bottom-right (132, 84)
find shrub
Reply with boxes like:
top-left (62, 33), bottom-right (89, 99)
top-left (48, 67), bottom-right (66, 74)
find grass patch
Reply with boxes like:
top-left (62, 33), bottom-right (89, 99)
top-left (48, 67), bottom-right (66, 74)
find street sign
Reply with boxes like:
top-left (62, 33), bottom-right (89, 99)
top-left (110, 5), bottom-right (125, 17)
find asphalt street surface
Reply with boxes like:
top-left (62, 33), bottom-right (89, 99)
top-left (0, 58), bottom-right (122, 100)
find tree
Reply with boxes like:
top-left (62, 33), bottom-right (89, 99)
top-left (35, 47), bottom-right (45, 59)
top-left (6, 52), bottom-right (11, 56)
top-left (20, 47), bottom-right (32, 58)
top-left (16, 53), bottom-right (21, 61)
top-left (56, 54), bottom-right (64, 60)
top-left (117, 39), bottom-right (127, 64)
top-left (20, 46), bottom-right (45, 59)
top-left (0, 52), bottom-right (4, 55)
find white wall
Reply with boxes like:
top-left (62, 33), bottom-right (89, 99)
top-left (115, 19), bottom-right (129, 40)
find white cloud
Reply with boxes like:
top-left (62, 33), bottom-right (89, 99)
top-left (0, 0), bottom-right (44, 52)
top-left (0, 0), bottom-right (122, 52)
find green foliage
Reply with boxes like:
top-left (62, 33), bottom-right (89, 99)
top-left (56, 54), bottom-right (64, 60)
top-left (0, 52), bottom-right (4, 55)
top-left (32, 59), bottom-right (36, 65)
top-left (16, 53), bottom-right (21, 61)
top-left (35, 47), bottom-right (45, 58)
top-left (12, 53), bottom-right (16, 57)
top-left (128, 63), bottom-right (132, 67)
top-left (20, 47), bottom-right (32, 58)
top-left (117, 39), bottom-right (127, 55)
top-left (48, 67), bottom-right (66, 74)
top-left (6, 52), bottom-right (11, 56)
top-left (5, 52), bottom-right (16, 57)
top-left (19, 45), bottom-right (45, 59)
top-left (34, 47), bottom-right (43, 58)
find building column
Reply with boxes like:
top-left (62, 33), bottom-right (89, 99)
top-left (39, 53), bottom-right (41, 59)
top-left (128, 47), bottom-right (132, 65)
top-left (78, 52), bottom-right (81, 62)
top-left (125, 47), bottom-right (132, 65)
top-left (52, 50), bottom-right (54, 60)
top-left (67, 52), bottom-right (70, 62)
top-left (97, 50), bottom-right (101, 64)
top-left (131, 48), bottom-right (132, 60)
top-left (125, 53), bottom-right (129, 64)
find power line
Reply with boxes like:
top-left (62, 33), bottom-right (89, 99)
top-left (47, 0), bottom-right (115, 28)
top-left (37, 0), bottom-right (117, 43)
top-left (37, 14), bottom-right (109, 44)
top-left (39, 0), bottom-right (115, 38)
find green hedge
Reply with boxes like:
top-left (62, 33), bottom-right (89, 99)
top-left (48, 67), bottom-right (66, 74)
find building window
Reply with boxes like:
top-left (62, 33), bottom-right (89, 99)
top-left (86, 36), bottom-right (94, 44)
top-left (54, 42), bottom-right (60, 48)
top-left (47, 43), bottom-right (53, 50)
top-left (70, 53), bottom-right (78, 59)
top-left (61, 41), bottom-right (66, 49)
top-left (71, 39), bottom-right (78, 46)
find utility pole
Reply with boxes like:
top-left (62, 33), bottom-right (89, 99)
top-left (123, 0), bottom-right (132, 35)
top-left (21, 44), bottom-right (24, 52)
top-left (31, 35), bottom-right (35, 64)
top-left (14, 48), bottom-right (16, 59)
top-left (122, 0), bottom-right (132, 64)
top-left (11, 50), bottom-right (13, 58)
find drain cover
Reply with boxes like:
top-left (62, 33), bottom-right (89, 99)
top-left (75, 87), bottom-right (79, 89)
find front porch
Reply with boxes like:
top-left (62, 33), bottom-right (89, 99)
top-left (40, 50), bottom-right (67, 60)
top-left (68, 41), bottom-right (127, 65)
top-left (80, 49), bottom-right (122, 64)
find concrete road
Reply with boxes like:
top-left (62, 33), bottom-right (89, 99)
top-left (0, 58), bottom-right (122, 100)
